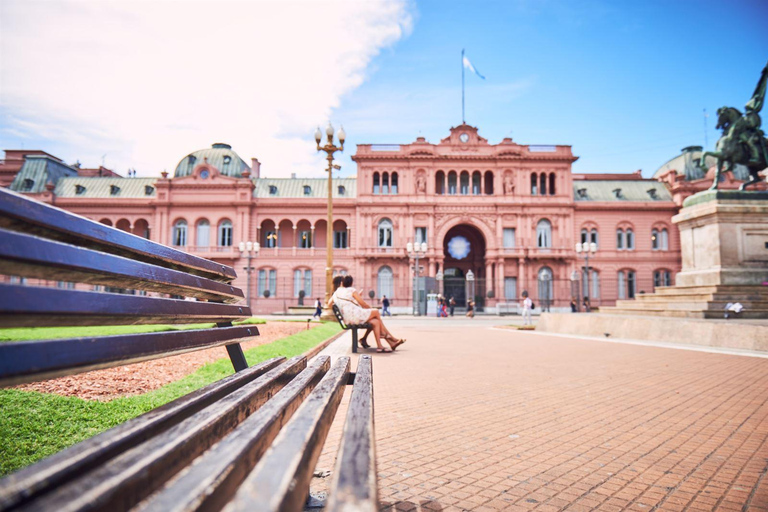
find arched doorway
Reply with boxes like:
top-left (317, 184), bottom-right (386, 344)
top-left (442, 224), bottom-right (486, 307)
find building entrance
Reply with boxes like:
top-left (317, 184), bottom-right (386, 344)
top-left (441, 224), bottom-right (486, 307)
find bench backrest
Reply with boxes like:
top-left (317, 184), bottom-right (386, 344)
top-left (0, 188), bottom-right (255, 386)
top-left (331, 303), bottom-right (348, 329)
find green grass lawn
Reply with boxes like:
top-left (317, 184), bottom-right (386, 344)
top-left (0, 321), bottom-right (341, 477)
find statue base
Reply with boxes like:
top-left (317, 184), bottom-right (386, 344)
top-left (602, 191), bottom-right (768, 319)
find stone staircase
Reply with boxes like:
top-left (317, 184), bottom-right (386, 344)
top-left (601, 285), bottom-right (768, 319)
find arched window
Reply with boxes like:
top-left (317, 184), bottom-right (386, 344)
top-left (616, 229), bottom-right (625, 250)
top-left (460, 171), bottom-right (469, 195)
top-left (435, 171), bottom-right (445, 195)
top-left (531, 173), bottom-right (538, 195)
top-left (626, 228), bottom-right (635, 250)
top-left (377, 266), bottom-right (394, 299)
top-left (373, 173), bottom-right (380, 194)
top-left (196, 219), bottom-right (210, 248)
top-left (661, 228), bottom-right (669, 251)
top-left (536, 219), bottom-right (552, 248)
top-left (484, 171), bottom-right (494, 194)
top-left (391, 172), bottom-right (398, 194)
top-left (448, 171), bottom-right (457, 195)
top-left (217, 220), bottom-right (233, 247)
top-left (172, 220), bottom-right (187, 247)
top-left (590, 228), bottom-right (599, 247)
top-left (472, 171), bottom-right (481, 194)
top-left (378, 218), bottom-right (393, 247)
top-left (580, 228), bottom-right (588, 244)
top-left (539, 173), bottom-right (547, 196)
top-left (651, 229), bottom-right (660, 250)
top-left (549, 173), bottom-right (556, 195)
top-left (537, 267), bottom-right (554, 309)
top-left (382, 172), bottom-right (389, 194)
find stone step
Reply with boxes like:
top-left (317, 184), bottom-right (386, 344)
top-left (617, 298), bottom-right (768, 309)
top-left (652, 285), bottom-right (768, 297)
top-left (603, 305), bottom-right (768, 319)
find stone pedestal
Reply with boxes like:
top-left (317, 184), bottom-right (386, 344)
top-left (674, 190), bottom-right (768, 287)
top-left (600, 190), bottom-right (768, 319)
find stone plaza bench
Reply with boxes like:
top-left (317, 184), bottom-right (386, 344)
top-left (0, 188), bottom-right (378, 511)
top-left (331, 303), bottom-right (372, 354)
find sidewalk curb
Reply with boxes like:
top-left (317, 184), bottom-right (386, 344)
top-left (302, 326), bottom-right (346, 360)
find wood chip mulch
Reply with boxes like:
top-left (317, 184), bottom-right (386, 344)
top-left (14, 322), bottom-right (312, 402)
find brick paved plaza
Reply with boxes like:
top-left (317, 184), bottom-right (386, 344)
top-left (314, 317), bottom-right (768, 511)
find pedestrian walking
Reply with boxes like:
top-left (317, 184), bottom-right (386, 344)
top-left (449, 296), bottom-right (456, 316)
top-left (583, 296), bottom-right (591, 313)
top-left (382, 295), bottom-right (391, 316)
top-left (570, 298), bottom-right (577, 313)
top-left (313, 297), bottom-right (322, 319)
top-left (522, 291), bottom-right (532, 325)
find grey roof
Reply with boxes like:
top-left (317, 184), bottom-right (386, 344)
top-left (254, 177), bottom-right (357, 198)
top-left (55, 177), bottom-right (158, 198)
top-left (573, 180), bottom-right (672, 202)
top-left (9, 155), bottom-right (77, 193)
top-left (174, 143), bottom-right (250, 178)
top-left (653, 147), bottom-right (751, 181)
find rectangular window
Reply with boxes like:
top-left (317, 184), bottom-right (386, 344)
top-left (504, 277), bottom-right (517, 300)
top-left (334, 230), bottom-right (348, 248)
top-left (258, 269), bottom-right (277, 297)
top-left (503, 228), bottom-right (516, 248)
top-left (294, 269), bottom-right (312, 297)
top-left (616, 230), bottom-right (624, 250)
top-left (415, 227), bottom-right (427, 245)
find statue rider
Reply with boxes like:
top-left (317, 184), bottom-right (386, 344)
top-left (739, 64), bottom-right (768, 166)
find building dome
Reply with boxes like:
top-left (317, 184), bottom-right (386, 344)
top-left (173, 143), bottom-right (250, 178)
top-left (653, 146), bottom-right (750, 181)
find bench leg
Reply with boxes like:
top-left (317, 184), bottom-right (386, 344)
top-left (351, 328), bottom-right (358, 354)
top-left (226, 343), bottom-right (249, 372)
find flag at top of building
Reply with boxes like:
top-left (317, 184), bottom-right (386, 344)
top-left (462, 49), bottom-right (485, 80)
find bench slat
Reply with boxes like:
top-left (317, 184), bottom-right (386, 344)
top-left (17, 357), bottom-right (309, 512)
top-left (327, 355), bottom-right (378, 511)
top-left (0, 188), bottom-right (236, 281)
top-left (0, 357), bottom-right (285, 511)
top-left (138, 356), bottom-right (333, 512)
top-left (0, 228), bottom-right (243, 303)
top-left (0, 325), bottom-right (259, 387)
top-left (227, 357), bottom-right (351, 512)
top-left (0, 284), bottom-right (250, 328)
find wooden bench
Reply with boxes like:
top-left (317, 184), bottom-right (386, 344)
top-left (331, 303), bottom-right (372, 354)
top-left (0, 188), bottom-right (378, 511)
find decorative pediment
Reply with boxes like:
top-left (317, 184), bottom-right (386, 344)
top-left (439, 124), bottom-right (489, 146)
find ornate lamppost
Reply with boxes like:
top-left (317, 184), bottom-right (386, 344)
top-left (574, 241), bottom-right (597, 307)
top-left (315, 123), bottom-right (345, 313)
top-left (238, 240), bottom-right (260, 311)
top-left (435, 270), bottom-right (444, 297)
top-left (406, 241), bottom-right (427, 315)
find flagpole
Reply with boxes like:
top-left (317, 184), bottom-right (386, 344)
top-left (461, 48), bottom-right (465, 124)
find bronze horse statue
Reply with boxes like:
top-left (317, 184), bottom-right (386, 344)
top-left (701, 62), bottom-right (768, 191)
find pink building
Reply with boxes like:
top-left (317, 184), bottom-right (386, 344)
top-left (4, 126), bottom-right (744, 314)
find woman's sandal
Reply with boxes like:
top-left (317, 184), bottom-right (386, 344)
top-left (359, 337), bottom-right (370, 349)
top-left (376, 348), bottom-right (391, 353)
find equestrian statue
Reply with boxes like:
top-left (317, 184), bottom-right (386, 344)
top-left (701, 61), bottom-right (768, 190)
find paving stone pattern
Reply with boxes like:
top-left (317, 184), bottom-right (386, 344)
top-left (313, 320), bottom-right (768, 511)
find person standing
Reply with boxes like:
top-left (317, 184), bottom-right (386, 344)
top-left (382, 295), bottom-right (391, 316)
top-left (313, 297), bottom-right (322, 319)
top-left (522, 291), bottom-right (532, 325)
top-left (583, 296), bottom-right (591, 313)
top-left (449, 296), bottom-right (456, 317)
top-left (466, 300), bottom-right (474, 318)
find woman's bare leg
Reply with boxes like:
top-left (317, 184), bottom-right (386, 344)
top-left (368, 318), bottom-right (384, 350)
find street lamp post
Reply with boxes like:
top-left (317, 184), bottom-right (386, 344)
top-left (315, 123), bottom-right (345, 314)
top-left (238, 240), bottom-right (260, 311)
top-left (406, 241), bottom-right (428, 315)
top-left (574, 241), bottom-right (597, 308)
top-left (435, 271), bottom-right (444, 297)
top-left (466, 270), bottom-right (475, 310)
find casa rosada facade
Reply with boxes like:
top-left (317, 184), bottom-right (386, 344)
top-left (3, 125), bottom-right (737, 314)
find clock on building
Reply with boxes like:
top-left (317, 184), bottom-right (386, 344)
top-left (459, 133), bottom-right (469, 143)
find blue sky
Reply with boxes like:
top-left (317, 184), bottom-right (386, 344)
top-left (1, 0), bottom-right (766, 179)
top-left (333, 0), bottom-right (768, 177)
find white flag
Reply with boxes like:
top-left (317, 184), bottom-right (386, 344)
top-left (462, 54), bottom-right (485, 80)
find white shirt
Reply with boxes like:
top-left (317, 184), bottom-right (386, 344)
top-left (523, 297), bottom-right (532, 310)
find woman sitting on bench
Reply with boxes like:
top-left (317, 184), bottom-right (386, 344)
top-left (330, 275), bottom-right (405, 353)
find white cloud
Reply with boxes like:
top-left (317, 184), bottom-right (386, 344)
top-left (0, 0), bottom-right (413, 177)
